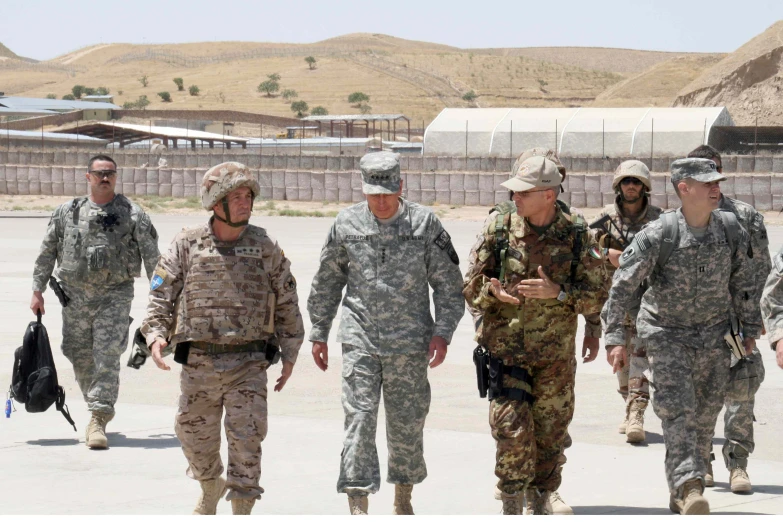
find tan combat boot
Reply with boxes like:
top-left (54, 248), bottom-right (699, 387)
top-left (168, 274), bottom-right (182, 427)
top-left (625, 400), bottom-right (646, 443)
top-left (348, 494), bottom-right (368, 515)
top-left (730, 467), bottom-right (752, 493)
top-left (680, 478), bottom-right (709, 515)
top-left (393, 484), bottom-right (414, 515)
top-left (193, 477), bottom-right (227, 515)
top-left (549, 490), bottom-right (574, 515)
top-left (85, 411), bottom-right (114, 449)
top-left (231, 498), bottom-right (255, 515)
top-left (500, 492), bottom-right (522, 515)
top-left (525, 488), bottom-right (553, 515)
top-left (618, 409), bottom-right (629, 434)
top-left (704, 460), bottom-right (715, 487)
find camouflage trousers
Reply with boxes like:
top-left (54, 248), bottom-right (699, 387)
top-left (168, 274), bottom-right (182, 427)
top-left (647, 332), bottom-right (730, 494)
top-left (615, 326), bottom-right (650, 404)
top-left (338, 344), bottom-right (431, 495)
top-left (712, 349), bottom-right (765, 470)
top-left (59, 280), bottom-right (133, 415)
top-left (176, 352), bottom-right (269, 501)
top-left (490, 356), bottom-right (575, 495)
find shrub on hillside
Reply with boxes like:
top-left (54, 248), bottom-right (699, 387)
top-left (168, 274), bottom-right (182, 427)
top-left (173, 78), bottom-right (184, 91)
top-left (348, 92), bottom-right (370, 106)
top-left (71, 85), bottom-right (86, 99)
top-left (305, 56), bottom-right (317, 70)
top-left (310, 106), bottom-right (328, 116)
top-left (158, 91), bottom-right (172, 102)
top-left (281, 89), bottom-right (298, 101)
top-left (62, 94), bottom-right (76, 101)
top-left (258, 80), bottom-right (279, 97)
top-left (290, 100), bottom-right (309, 117)
top-left (189, 85), bottom-right (200, 96)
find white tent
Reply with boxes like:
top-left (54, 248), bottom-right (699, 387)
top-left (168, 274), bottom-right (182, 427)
top-left (423, 107), bottom-right (734, 157)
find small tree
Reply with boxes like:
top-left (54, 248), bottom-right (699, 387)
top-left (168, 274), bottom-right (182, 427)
top-left (281, 89), bottom-right (298, 100)
top-left (358, 103), bottom-right (372, 114)
top-left (173, 77), bottom-right (184, 91)
top-left (83, 87), bottom-right (96, 96)
top-left (348, 92), bottom-right (370, 106)
top-left (257, 79), bottom-right (279, 97)
top-left (462, 90), bottom-right (477, 102)
top-left (62, 94), bottom-right (76, 101)
top-left (310, 106), bottom-right (328, 116)
top-left (305, 56), bottom-right (317, 70)
top-left (96, 86), bottom-right (110, 95)
top-left (158, 91), bottom-right (172, 102)
top-left (139, 75), bottom-right (149, 87)
top-left (189, 85), bottom-right (200, 96)
top-left (267, 73), bottom-right (281, 82)
top-left (71, 85), bottom-right (86, 99)
top-left (136, 95), bottom-right (150, 109)
top-left (290, 100), bottom-right (309, 117)
top-left (46, 93), bottom-right (57, 99)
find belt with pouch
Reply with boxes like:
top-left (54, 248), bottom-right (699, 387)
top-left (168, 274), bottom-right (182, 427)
top-left (175, 339), bottom-right (281, 365)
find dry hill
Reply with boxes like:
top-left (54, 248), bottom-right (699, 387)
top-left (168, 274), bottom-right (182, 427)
top-left (675, 21), bottom-right (783, 124)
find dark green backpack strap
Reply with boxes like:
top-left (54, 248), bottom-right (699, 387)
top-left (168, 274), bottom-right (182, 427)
top-left (718, 210), bottom-right (739, 257)
top-left (569, 215), bottom-right (586, 285)
top-left (494, 211), bottom-right (511, 282)
top-left (651, 211), bottom-right (679, 283)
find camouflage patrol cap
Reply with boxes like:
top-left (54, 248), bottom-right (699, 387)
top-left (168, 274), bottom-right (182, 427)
top-left (612, 160), bottom-right (652, 191)
top-left (670, 158), bottom-right (726, 185)
top-left (201, 161), bottom-right (260, 210)
top-left (513, 147), bottom-right (566, 177)
top-left (360, 151), bottom-right (402, 195)
top-left (501, 156), bottom-right (562, 192)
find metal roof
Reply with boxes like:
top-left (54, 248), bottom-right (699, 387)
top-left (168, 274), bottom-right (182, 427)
top-left (0, 129), bottom-right (107, 143)
top-left (0, 96), bottom-right (119, 111)
top-left (55, 121), bottom-right (249, 147)
top-left (302, 114), bottom-right (408, 122)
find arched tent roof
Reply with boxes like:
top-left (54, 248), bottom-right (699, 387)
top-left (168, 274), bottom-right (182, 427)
top-left (423, 107), bottom-right (733, 157)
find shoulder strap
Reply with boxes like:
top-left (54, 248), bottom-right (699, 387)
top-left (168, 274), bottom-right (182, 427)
top-left (718, 210), bottom-right (739, 257)
top-left (494, 211), bottom-right (511, 282)
top-left (652, 212), bottom-right (679, 282)
top-left (568, 212), bottom-right (586, 285)
top-left (69, 197), bottom-right (86, 225)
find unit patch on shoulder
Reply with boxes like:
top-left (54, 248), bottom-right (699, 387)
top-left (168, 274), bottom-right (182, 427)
top-left (588, 246), bottom-right (602, 259)
top-left (150, 267), bottom-right (167, 290)
top-left (434, 230), bottom-right (451, 250)
top-left (284, 275), bottom-right (297, 291)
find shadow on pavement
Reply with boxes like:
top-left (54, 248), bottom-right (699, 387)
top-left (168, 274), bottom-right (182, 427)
top-left (26, 438), bottom-right (80, 447)
top-left (108, 433), bottom-right (181, 449)
top-left (574, 505), bottom-right (673, 515)
top-left (627, 432), bottom-right (665, 447)
top-left (714, 483), bottom-right (783, 495)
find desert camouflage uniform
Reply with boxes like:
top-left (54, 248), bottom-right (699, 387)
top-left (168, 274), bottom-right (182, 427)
top-left (32, 195), bottom-right (160, 415)
top-left (715, 196), bottom-right (769, 470)
top-left (603, 209), bottom-right (760, 493)
top-left (141, 221), bottom-right (304, 500)
top-left (307, 199), bottom-right (464, 495)
top-left (591, 195), bottom-right (662, 404)
top-left (463, 206), bottom-right (607, 495)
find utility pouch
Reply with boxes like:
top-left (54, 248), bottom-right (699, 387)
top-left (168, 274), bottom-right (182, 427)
top-left (265, 343), bottom-right (281, 366)
top-left (724, 314), bottom-right (746, 361)
top-left (87, 245), bottom-right (107, 270)
top-left (488, 356), bottom-right (504, 400)
top-left (472, 346), bottom-right (490, 398)
top-left (174, 342), bottom-right (190, 365)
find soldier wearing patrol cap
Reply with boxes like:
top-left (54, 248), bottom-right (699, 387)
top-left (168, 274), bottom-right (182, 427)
top-left (141, 162), bottom-right (304, 515)
top-left (308, 151), bottom-right (464, 515)
top-left (591, 160), bottom-right (662, 442)
top-left (463, 156), bottom-right (607, 515)
top-left (603, 158), bottom-right (760, 515)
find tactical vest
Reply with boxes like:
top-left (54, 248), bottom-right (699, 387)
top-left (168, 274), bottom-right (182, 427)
top-left (178, 226), bottom-right (276, 348)
top-left (55, 196), bottom-right (142, 286)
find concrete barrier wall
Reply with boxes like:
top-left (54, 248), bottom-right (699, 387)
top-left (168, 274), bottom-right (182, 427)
top-left (2, 164), bottom-right (783, 209)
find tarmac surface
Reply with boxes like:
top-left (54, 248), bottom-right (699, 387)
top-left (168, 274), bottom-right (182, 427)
top-left (1, 211), bottom-right (782, 515)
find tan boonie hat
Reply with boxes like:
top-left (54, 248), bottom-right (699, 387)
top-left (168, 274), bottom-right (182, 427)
top-left (360, 151), bottom-right (401, 195)
top-left (513, 147), bottom-right (566, 176)
top-left (612, 160), bottom-right (652, 191)
top-left (501, 156), bottom-right (562, 192)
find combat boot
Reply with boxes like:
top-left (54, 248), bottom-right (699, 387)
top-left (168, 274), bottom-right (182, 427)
top-left (393, 484), bottom-right (414, 515)
top-left (625, 400), bottom-right (646, 443)
top-left (192, 477), bottom-right (227, 515)
top-left (501, 492), bottom-right (522, 515)
top-left (525, 488), bottom-right (553, 515)
top-left (680, 478), bottom-right (709, 515)
top-left (730, 467), bottom-right (752, 493)
top-left (618, 410), bottom-right (629, 434)
top-left (549, 490), bottom-right (573, 515)
top-left (704, 460), bottom-right (715, 487)
top-left (348, 494), bottom-right (368, 515)
top-left (231, 498), bottom-right (255, 515)
top-left (85, 411), bottom-right (114, 449)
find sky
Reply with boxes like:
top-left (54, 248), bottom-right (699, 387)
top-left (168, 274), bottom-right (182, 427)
top-left (2, 0), bottom-right (782, 60)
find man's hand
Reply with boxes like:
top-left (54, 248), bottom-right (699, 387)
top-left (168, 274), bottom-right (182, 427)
top-left (606, 345), bottom-right (626, 374)
top-left (517, 266), bottom-right (560, 300)
top-left (274, 360), bottom-right (294, 392)
top-left (428, 336), bottom-right (448, 369)
top-left (489, 278), bottom-right (520, 305)
top-left (743, 337), bottom-right (756, 356)
top-left (312, 341), bottom-right (329, 371)
top-left (150, 337), bottom-right (170, 371)
top-left (607, 248), bottom-right (623, 268)
top-left (582, 337), bottom-right (600, 363)
top-left (30, 291), bottom-right (45, 316)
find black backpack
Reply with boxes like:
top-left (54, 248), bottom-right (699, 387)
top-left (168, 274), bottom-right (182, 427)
top-left (9, 312), bottom-right (76, 430)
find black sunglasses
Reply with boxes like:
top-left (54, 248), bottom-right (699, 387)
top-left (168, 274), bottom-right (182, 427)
top-left (89, 170), bottom-right (117, 179)
top-left (620, 177), bottom-right (643, 186)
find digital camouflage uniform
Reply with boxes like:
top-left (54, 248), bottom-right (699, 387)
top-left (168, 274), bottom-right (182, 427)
top-left (603, 208), bottom-right (761, 495)
top-left (463, 206), bottom-right (607, 496)
top-left (307, 197), bottom-right (464, 496)
top-left (141, 219), bottom-right (304, 501)
top-left (761, 246), bottom-right (783, 359)
top-left (591, 195), bottom-right (662, 406)
top-left (714, 196), bottom-right (769, 472)
top-left (32, 195), bottom-right (160, 415)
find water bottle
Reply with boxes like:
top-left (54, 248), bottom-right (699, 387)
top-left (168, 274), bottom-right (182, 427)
top-left (4, 398), bottom-right (11, 419)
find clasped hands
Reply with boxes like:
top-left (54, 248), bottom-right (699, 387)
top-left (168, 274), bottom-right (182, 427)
top-left (488, 266), bottom-right (561, 305)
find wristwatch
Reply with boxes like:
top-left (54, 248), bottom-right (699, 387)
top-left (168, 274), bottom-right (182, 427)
top-left (557, 284), bottom-right (568, 302)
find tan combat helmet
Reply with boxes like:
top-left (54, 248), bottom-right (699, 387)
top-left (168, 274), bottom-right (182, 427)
top-left (612, 160), bottom-right (651, 191)
top-left (201, 161), bottom-right (260, 227)
top-left (513, 147), bottom-right (566, 178)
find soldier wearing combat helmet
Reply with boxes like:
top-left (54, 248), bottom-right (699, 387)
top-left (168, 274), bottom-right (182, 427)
top-left (141, 162), bottom-right (304, 515)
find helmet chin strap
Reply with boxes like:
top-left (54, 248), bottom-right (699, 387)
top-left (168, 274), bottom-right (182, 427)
top-left (213, 197), bottom-right (251, 227)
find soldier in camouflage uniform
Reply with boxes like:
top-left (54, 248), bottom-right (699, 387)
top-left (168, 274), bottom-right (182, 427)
top-left (464, 157), bottom-right (607, 515)
top-left (308, 151), bottom-right (464, 515)
top-left (603, 158), bottom-right (760, 515)
top-left (687, 146), bottom-right (769, 493)
top-left (141, 162), bottom-right (304, 515)
top-left (760, 249), bottom-right (783, 371)
top-left (592, 160), bottom-right (662, 443)
top-left (31, 154), bottom-right (160, 450)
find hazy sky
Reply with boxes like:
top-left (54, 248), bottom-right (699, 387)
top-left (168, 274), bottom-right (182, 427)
top-left (3, 0), bottom-right (782, 60)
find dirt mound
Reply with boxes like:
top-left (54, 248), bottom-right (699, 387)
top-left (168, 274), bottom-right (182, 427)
top-left (674, 21), bottom-right (783, 124)
top-left (315, 33), bottom-right (457, 52)
top-left (0, 42), bottom-right (35, 62)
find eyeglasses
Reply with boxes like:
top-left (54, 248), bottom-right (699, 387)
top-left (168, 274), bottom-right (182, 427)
top-left (620, 178), bottom-right (643, 186)
top-left (511, 188), bottom-right (551, 198)
top-left (89, 170), bottom-right (117, 179)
